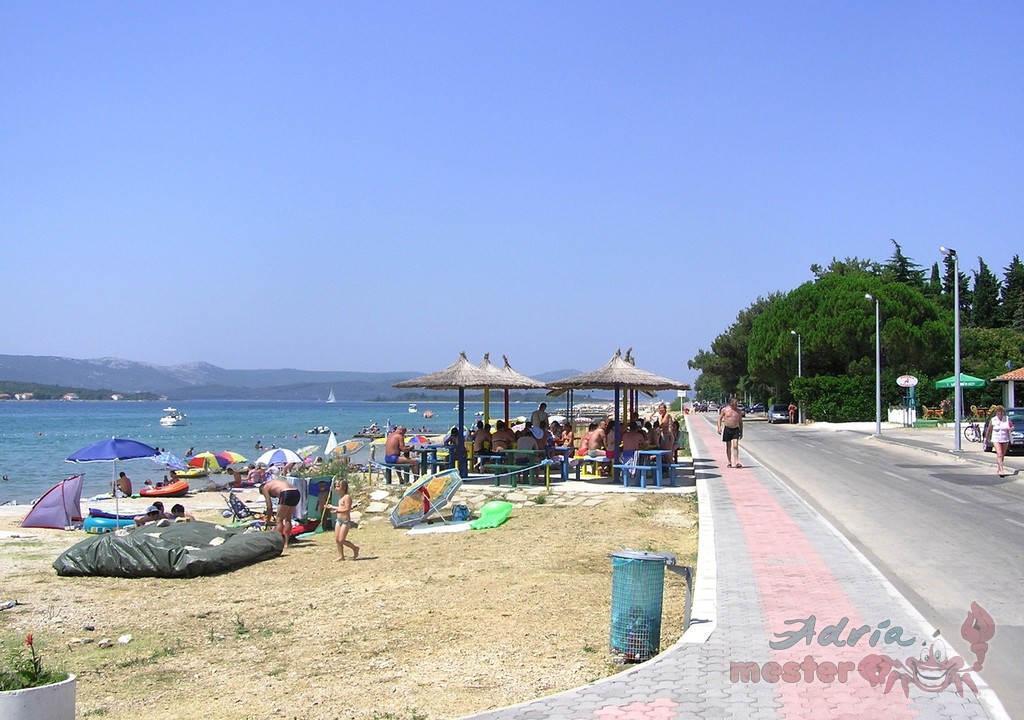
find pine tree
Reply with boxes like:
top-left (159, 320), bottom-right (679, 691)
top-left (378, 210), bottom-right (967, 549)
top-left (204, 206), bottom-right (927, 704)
top-left (971, 257), bottom-right (1001, 328)
top-left (1001, 255), bottom-right (1024, 328)
top-left (884, 239), bottom-right (924, 286)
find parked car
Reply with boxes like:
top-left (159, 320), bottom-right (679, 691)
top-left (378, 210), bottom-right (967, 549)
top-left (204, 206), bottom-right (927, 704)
top-left (748, 403), bottom-right (765, 414)
top-left (983, 407), bottom-right (1024, 453)
top-left (768, 404), bottom-right (790, 424)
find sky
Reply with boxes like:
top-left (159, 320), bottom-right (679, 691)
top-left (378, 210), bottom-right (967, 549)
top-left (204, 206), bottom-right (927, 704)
top-left (2, 2), bottom-right (1021, 383)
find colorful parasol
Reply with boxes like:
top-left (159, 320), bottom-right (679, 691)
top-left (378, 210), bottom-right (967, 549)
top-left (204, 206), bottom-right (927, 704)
top-left (389, 468), bottom-right (463, 528)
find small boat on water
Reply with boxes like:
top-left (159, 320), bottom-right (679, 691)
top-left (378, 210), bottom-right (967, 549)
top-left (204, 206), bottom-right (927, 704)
top-left (423, 410), bottom-right (435, 418)
top-left (159, 408), bottom-right (188, 426)
top-left (326, 389), bottom-right (336, 404)
top-left (305, 426), bottom-right (331, 435)
top-left (408, 403), bottom-right (418, 413)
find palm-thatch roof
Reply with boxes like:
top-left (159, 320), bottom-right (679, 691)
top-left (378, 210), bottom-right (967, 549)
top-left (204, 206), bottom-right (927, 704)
top-left (499, 355), bottom-right (546, 389)
top-left (546, 349), bottom-right (690, 392)
top-left (393, 352), bottom-right (496, 390)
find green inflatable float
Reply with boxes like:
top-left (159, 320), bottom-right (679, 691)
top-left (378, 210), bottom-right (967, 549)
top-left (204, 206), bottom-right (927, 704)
top-left (470, 500), bottom-right (513, 530)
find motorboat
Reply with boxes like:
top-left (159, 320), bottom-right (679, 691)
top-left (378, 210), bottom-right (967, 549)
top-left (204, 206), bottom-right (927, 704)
top-left (355, 422), bottom-right (384, 439)
top-left (159, 408), bottom-right (188, 426)
top-left (408, 403), bottom-right (418, 413)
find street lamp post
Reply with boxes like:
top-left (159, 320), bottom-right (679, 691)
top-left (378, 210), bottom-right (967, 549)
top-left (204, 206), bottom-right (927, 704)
top-left (865, 293), bottom-right (881, 436)
top-left (790, 330), bottom-right (803, 424)
top-left (940, 246), bottom-right (962, 453)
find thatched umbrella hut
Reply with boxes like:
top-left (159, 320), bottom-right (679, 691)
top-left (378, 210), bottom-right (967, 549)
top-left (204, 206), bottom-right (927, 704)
top-left (479, 354), bottom-right (547, 425)
top-left (394, 352), bottom-right (497, 475)
top-left (546, 349), bottom-right (690, 463)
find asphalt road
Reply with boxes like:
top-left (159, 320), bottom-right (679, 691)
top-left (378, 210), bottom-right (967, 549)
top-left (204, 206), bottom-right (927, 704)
top-left (726, 416), bottom-right (1024, 719)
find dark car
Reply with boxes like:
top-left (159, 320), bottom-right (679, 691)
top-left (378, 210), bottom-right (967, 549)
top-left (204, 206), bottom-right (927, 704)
top-left (768, 404), bottom-right (790, 424)
top-left (748, 403), bottom-right (765, 414)
top-left (983, 407), bottom-right (1024, 453)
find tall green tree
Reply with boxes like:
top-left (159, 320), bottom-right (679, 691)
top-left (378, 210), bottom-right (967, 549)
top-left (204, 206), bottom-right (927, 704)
top-left (970, 257), bottom-right (1001, 328)
top-left (883, 239), bottom-right (925, 287)
top-left (1001, 255), bottom-right (1024, 330)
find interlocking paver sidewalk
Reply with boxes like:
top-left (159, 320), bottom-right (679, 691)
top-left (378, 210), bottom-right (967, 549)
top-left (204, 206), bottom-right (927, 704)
top-left (461, 415), bottom-right (1006, 720)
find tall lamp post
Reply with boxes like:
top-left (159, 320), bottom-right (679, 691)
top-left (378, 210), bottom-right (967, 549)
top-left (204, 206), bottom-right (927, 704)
top-left (865, 293), bottom-right (882, 436)
top-left (940, 246), bottom-right (962, 452)
top-left (790, 330), bottom-right (803, 424)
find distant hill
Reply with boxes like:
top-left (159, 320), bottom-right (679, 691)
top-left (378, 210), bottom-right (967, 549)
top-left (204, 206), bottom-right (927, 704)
top-left (0, 355), bottom-right (587, 402)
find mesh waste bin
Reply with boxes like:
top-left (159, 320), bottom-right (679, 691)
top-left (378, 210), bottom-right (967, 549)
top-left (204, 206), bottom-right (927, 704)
top-left (609, 549), bottom-right (676, 661)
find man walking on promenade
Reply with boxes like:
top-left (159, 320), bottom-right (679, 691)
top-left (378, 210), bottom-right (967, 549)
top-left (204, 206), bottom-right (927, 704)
top-left (718, 396), bottom-right (744, 468)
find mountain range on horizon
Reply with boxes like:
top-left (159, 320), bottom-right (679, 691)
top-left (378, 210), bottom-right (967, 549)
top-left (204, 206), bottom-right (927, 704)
top-left (0, 354), bottom-right (584, 402)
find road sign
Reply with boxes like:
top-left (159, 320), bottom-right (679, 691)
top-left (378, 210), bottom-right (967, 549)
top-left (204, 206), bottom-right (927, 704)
top-left (896, 374), bottom-right (918, 388)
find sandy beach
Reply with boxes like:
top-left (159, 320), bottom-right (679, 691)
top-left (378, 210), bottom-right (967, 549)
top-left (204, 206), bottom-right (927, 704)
top-left (0, 476), bottom-right (697, 720)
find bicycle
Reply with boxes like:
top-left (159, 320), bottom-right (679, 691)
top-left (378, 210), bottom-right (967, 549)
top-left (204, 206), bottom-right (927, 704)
top-left (963, 419), bottom-right (983, 443)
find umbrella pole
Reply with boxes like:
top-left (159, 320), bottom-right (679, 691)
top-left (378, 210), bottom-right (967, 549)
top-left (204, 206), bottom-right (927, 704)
top-left (614, 387), bottom-right (622, 464)
top-left (458, 388), bottom-right (467, 476)
top-left (112, 462), bottom-right (119, 520)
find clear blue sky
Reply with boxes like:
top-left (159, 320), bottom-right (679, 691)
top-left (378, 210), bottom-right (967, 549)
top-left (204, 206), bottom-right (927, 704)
top-left (2, 2), bottom-right (1021, 382)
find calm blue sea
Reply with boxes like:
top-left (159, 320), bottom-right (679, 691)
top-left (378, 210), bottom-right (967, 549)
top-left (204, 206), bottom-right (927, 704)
top-left (0, 399), bottom-right (542, 504)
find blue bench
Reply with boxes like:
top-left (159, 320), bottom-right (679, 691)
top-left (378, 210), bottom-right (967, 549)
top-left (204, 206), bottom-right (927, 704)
top-left (381, 463), bottom-right (415, 485)
top-left (613, 464), bottom-right (660, 488)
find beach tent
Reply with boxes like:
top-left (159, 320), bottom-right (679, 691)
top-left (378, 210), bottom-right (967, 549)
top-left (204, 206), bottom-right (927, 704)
top-left (21, 474), bottom-right (84, 529)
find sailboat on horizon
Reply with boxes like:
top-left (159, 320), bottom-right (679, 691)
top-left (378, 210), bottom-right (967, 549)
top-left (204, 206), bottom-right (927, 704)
top-left (326, 389), bottom-right (336, 403)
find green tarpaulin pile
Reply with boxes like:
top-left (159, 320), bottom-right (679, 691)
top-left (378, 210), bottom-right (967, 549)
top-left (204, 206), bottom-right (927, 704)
top-left (53, 521), bottom-right (284, 578)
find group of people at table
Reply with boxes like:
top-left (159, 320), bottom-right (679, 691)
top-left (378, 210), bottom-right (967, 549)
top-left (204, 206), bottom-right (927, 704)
top-left (382, 401), bottom-right (683, 480)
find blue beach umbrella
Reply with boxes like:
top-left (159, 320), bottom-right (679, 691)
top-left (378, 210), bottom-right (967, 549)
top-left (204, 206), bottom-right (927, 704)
top-left (67, 437), bottom-right (160, 517)
top-left (154, 451), bottom-right (188, 471)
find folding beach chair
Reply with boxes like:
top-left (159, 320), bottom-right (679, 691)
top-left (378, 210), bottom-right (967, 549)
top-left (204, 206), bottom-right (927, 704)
top-left (222, 493), bottom-right (269, 528)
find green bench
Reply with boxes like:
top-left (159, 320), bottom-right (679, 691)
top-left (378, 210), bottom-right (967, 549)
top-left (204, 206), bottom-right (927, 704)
top-left (485, 463), bottom-right (536, 487)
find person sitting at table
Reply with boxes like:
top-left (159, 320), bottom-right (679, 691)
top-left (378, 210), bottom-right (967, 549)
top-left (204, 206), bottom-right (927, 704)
top-left (621, 421), bottom-right (646, 464)
top-left (490, 420), bottom-right (516, 452)
top-left (384, 425), bottom-right (419, 475)
top-left (537, 420), bottom-right (555, 450)
top-left (560, 422), bottom-right (576, 451)
top-left (471, 421), bottom-right (491, 470)
top-left (587, 421), bottom-right (607, 457)
top-left (514, 424), bottom-right (539, 465)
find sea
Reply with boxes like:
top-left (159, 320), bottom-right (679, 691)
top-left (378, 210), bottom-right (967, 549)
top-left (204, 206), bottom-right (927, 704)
top-left (0, 399), bottom-right (547, 505)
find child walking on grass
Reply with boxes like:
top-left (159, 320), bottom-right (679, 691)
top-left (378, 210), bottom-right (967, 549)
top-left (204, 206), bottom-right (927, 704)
top-left (326, 478), bottom-right (360, 561)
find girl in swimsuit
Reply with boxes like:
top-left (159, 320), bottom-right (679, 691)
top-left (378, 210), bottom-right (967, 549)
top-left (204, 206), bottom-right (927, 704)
top-left (326, 478), bottom-right (360, 561)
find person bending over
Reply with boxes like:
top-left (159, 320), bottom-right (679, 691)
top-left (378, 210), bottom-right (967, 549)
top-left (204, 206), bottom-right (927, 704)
top-left (262, 478), bottom-right (301, 550)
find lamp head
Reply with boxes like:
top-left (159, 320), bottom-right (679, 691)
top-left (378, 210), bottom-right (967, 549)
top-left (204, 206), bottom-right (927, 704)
top-left (865, 293), bottom-right (874, 300)
top-left (940, 246), bottom-right (957, 257)
top-left (790, 330), bottom-right (798, 336)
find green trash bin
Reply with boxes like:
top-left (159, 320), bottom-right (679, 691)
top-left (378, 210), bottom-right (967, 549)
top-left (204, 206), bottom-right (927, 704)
top-left (609, 549), bottom-right (676, 661)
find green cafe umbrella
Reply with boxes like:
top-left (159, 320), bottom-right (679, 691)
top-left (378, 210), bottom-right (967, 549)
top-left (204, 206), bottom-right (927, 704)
top-left (935, 373), bottom-right (987, 389)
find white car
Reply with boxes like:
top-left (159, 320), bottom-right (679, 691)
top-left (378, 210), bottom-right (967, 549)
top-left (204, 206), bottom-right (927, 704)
top-left (768, 404), bottom-right (790, 424)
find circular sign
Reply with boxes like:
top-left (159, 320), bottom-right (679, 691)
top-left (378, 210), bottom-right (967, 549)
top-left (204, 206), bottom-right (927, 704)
top-left (896, 374), bottom-right (919, 388)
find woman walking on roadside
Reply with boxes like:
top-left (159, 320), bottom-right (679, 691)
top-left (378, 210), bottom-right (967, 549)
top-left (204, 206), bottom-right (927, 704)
top-left (987, 405), bottom-right (1014, 478)
top-left (327, 478), bottom-right (360, 561)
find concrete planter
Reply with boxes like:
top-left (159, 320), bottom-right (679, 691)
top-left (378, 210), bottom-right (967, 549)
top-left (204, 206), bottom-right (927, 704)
top-left (0, 673), bottom-right (76, 720)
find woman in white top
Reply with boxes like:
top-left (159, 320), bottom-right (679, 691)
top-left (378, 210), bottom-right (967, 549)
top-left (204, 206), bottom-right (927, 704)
top-left (987, 405), bottom-right (1014, 478)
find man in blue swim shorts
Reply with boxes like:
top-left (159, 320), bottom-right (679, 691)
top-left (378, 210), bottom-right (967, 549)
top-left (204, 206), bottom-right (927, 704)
top-left (384, 426), bottom-right (419, 477)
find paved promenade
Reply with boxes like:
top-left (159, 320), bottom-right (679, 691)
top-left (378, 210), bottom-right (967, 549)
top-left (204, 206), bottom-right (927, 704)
top-left (463, 415), bottom-right (1010, 720)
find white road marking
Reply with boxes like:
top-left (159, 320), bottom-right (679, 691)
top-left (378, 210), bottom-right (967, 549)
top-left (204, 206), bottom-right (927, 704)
top-left (848, 458), bottom-right (863, 465)
top-left (885, 471), bottom-right (909, 482)
top-left (1005, 518), bottom-right (1024, 529)
top-left (927, 487), bottom-right (968, 504)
